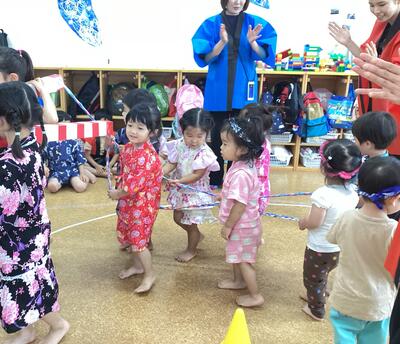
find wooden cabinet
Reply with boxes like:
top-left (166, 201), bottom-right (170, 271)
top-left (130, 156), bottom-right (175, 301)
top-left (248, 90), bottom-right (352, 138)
top-left (34, 66), bottom-right (358, 171)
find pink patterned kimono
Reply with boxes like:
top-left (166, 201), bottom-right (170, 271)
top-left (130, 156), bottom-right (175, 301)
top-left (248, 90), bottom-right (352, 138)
top-left (219, 160), bottom-right (262, 264)
top-left (255, 139), bottom-right (271, 214)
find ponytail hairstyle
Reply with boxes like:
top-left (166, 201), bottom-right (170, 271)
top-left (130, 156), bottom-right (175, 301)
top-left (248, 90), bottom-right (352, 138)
top-left (239, 102), bottom-right (275, 133)
top-left (23, 83), bottom-right (48, 150)
top-left (0, 47), bottom-right (34, 82)
top-left (319, 139), bottom-right (362, 184)
top-left (221, 116), bottom-right (264, 163)
top-left (0, 81), bottom-right (33, 158)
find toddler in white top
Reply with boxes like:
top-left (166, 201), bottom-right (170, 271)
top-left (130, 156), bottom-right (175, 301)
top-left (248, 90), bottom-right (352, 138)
top-left (298, 139), bottom-right (362, 320)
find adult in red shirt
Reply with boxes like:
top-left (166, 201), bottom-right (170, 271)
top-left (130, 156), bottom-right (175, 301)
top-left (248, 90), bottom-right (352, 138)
top-left (329, 0), bottom-right (400, 155)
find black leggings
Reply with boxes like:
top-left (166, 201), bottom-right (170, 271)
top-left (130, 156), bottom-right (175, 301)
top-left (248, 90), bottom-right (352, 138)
top-left (208, 110), bottom-right (240, 187)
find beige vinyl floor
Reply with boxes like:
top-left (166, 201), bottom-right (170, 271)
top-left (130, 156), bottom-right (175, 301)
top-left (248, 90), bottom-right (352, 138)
top-left (0, 170), bottom-right (336, 344)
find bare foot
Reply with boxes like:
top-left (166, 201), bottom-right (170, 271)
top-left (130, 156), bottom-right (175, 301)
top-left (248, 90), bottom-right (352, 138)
top-left (39, 318), bottom-right (70, 344)
top-left (217, 279), bottom-right (246, 290)
top-left (5, 326), bottom-right (36, 344)
top-left (119, 266), bottom-right (144, 279)
top-left (134, 274), bottom-right (156, 293)
top-left (236, 294), bottom-right (265, 307)
top-left (301, 304), bottom-right (324, 321)
top-left (175, 250), bottom-right (196, 263)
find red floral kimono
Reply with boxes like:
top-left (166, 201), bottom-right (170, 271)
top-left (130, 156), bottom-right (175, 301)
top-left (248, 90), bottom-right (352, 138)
top-left (359, 18), bottom-right (400, 155)
top-left (115, 141), bottom-right (162, 251)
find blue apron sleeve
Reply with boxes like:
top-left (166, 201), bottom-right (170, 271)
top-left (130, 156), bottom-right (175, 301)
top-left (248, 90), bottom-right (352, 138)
top-left (192, 17), bottom-right (220, 67)
top-left (251, 18), bottom-right (277, 67)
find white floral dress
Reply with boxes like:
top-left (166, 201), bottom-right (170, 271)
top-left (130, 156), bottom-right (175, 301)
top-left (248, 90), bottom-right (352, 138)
top-left (167, 139), bottom-right (219, 224)
top-left (0, 135), bottom-right (59, 334)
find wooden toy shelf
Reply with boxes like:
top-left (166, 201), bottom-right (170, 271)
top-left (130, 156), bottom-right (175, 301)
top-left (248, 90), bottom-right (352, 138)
top-left (34, 67), bottom-right (358, 171)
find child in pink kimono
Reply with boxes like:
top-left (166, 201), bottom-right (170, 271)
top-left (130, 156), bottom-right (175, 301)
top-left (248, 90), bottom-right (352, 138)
top-left (239, 103), bottom-right (274, 214)
top-left (218, 116), bottom-right (265, 308)
top-left (163, 108), bottom-right (219, 263)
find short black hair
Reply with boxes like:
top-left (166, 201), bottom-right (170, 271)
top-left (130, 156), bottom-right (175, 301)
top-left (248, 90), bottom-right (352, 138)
top-left (352, 111), bottom-right (397, 149)
top-left (123, 89), bottom-right (157, 109)
top-left (358, 156), bottom-right (400, 202)
top-left (125, 103), bottom-right (158, 132)
top-left (221, 116), bottom-right (264, 162)
top-left (220, 0), bottom-right (250, 11)
top-left (94, 108), bottom-right (112, 121)
top-left (179, 108), bottom-right (214, 134)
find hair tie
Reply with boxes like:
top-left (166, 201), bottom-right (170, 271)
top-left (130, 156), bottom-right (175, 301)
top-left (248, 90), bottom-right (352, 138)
top-left (18, 49), bottom-right (22, 57)
top-left (15, 131), bottom-right (21, 137)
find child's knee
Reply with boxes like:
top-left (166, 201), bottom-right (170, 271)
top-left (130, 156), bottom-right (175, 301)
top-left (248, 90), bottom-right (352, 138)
top-left (71, 177), bottom-right (88, 193)
top-left (47, 179), bottom-right (61, 193)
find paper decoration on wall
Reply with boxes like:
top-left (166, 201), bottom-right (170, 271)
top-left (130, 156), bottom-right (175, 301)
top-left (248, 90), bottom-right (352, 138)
top-left (58, 0), bottom-right (102, 47)
top-left (250, 0), bottom-right (270, 9)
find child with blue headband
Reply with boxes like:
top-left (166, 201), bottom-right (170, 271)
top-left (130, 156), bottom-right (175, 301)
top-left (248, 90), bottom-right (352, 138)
top-left (327, 156), bottom-right (400, 344)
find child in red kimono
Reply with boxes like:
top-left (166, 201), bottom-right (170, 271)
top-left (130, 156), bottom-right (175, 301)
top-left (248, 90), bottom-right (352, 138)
top-left (108, 103), bottom-right (162, 294)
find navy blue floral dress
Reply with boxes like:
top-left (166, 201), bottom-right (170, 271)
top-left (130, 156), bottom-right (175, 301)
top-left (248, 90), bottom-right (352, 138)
top-left (0, 135), bottom-right (59, 333)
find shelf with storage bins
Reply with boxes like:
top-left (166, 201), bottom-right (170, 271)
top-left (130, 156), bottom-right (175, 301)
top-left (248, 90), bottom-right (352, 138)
top-left (33, 66), bottom-right (358, 171)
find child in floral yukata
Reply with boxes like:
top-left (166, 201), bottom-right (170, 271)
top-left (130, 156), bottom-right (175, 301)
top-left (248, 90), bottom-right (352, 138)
top-left (163, 108), bottom-right (219, 263)
top-left (239, 103), bottom-right (274, 214)
top-left (218, 116), bottom-right (265, 308)
top-left (0, 82), bottom-right (69, 343)
top-left (108, 103), bottom-right (162, 294)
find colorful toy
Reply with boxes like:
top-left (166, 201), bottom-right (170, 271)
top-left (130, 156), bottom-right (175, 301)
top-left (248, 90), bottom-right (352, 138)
top-left (303, 45), bottom-right (322, 71)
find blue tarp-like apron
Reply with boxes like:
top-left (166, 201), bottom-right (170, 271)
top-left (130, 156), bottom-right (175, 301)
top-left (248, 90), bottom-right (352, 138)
top-left (192, 12), bottom-right (277, 112)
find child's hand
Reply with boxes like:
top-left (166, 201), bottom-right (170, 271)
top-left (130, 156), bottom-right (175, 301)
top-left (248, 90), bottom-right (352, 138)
top-left (167, 179), bottom-right (181, 187)
top-left (79, 173), bottom-right (89, 183)
top-left (214, 192), bottom-right (222, 202)
top-left (44, 165), bottom-right (50, 178)
top-left (108, 189), bottom-right (120, 200)
top-left (96, 165), bottom-right (107, 176)
top-left (298, 218), bottom-right (307, 231)
top-left (220, 225), bottom-right (232, 240)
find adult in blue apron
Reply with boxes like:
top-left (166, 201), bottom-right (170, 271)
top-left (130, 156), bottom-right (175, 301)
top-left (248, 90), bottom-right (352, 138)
top-left (192, 0), bottom-right (277, 186)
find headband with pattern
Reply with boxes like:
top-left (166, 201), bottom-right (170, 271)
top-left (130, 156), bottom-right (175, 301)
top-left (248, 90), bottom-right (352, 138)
top-left (358, 185), bottom-right (400, 209)
top-left (228, 118), bottom-right (259, 150)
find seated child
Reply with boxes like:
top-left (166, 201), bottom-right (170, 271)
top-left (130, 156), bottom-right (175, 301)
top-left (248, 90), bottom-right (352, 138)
top-left (45, 111), bottom-right (95, 193)
top-left (352, 111), bottom-right (397, 159)
top-left (328, 156), bottom-right (400, 344)
top-left (83, 109), bottom-right (118, 177)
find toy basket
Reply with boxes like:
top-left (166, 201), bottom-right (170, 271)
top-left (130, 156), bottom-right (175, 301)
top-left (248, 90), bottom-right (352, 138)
top-left (270, 153), bottom-right (292, 167)
top-left (270, 132), bottom-right (293, 144)
top-left (300, 153), bottom-right (321, 168)
top-left (304, 132), bottom-right (340, 145)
